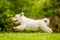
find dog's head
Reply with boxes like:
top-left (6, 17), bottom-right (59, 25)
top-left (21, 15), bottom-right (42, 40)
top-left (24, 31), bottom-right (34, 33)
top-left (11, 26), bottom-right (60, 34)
top-left (12, 12), bottom-right (24, 24)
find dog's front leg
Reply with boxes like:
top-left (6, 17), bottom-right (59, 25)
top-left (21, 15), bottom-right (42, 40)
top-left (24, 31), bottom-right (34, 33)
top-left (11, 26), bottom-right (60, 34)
top-left (13, 24), bottom-right (26, 31)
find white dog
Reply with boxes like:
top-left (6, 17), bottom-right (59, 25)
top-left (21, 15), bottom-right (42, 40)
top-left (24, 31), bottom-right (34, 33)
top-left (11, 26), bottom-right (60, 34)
top-left (12, 12), bottom-right (52, 33)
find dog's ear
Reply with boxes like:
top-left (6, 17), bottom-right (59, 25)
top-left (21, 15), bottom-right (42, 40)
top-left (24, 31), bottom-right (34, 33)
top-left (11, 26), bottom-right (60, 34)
top-left (20, 12), bottom-right (24, 16)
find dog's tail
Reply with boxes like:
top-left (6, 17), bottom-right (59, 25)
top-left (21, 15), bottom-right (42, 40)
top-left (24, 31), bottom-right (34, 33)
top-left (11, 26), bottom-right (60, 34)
top-left (42, 18), bottom-right (49, 25)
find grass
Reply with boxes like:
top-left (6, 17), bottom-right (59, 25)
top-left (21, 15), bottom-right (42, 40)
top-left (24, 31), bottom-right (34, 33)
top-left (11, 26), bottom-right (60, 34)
top-left (0, 32), bottom-right (60, 40)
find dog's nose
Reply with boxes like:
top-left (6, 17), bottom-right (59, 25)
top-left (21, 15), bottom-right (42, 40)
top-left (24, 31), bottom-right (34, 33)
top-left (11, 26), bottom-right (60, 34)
top-left (12, 17), bottom-right (17, 21)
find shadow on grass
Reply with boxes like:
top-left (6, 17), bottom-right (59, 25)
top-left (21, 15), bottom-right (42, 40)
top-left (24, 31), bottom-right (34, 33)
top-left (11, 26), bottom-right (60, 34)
top-left (11, 29), bottom-right (45, 33)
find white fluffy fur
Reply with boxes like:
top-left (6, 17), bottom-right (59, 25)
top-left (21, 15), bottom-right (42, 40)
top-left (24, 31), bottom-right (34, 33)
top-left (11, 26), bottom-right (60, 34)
top-left (42, 18), bottom-right (49, 25)
top-left (12, 12), bottom-right (52, 33)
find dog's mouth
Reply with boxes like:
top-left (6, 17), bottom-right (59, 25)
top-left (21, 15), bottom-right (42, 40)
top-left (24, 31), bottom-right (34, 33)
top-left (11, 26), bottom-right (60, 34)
top-left (13, 20), bottom-right (20, 24)
top-left (13, 20), bottom-right (18, 22)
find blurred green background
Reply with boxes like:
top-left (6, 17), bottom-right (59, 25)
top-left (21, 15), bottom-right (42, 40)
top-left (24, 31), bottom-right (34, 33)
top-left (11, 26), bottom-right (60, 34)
top-left (0, 0), bottom-right (60, 32)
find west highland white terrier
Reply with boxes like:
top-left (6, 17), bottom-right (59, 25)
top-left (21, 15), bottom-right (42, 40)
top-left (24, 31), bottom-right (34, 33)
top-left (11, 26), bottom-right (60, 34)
top-left (12, 12), bottom-right (52, 33)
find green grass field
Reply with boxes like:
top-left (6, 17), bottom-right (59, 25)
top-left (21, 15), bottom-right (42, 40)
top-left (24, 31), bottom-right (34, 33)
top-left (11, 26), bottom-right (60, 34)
top-left (0, 32), bottom-right (60, 40)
